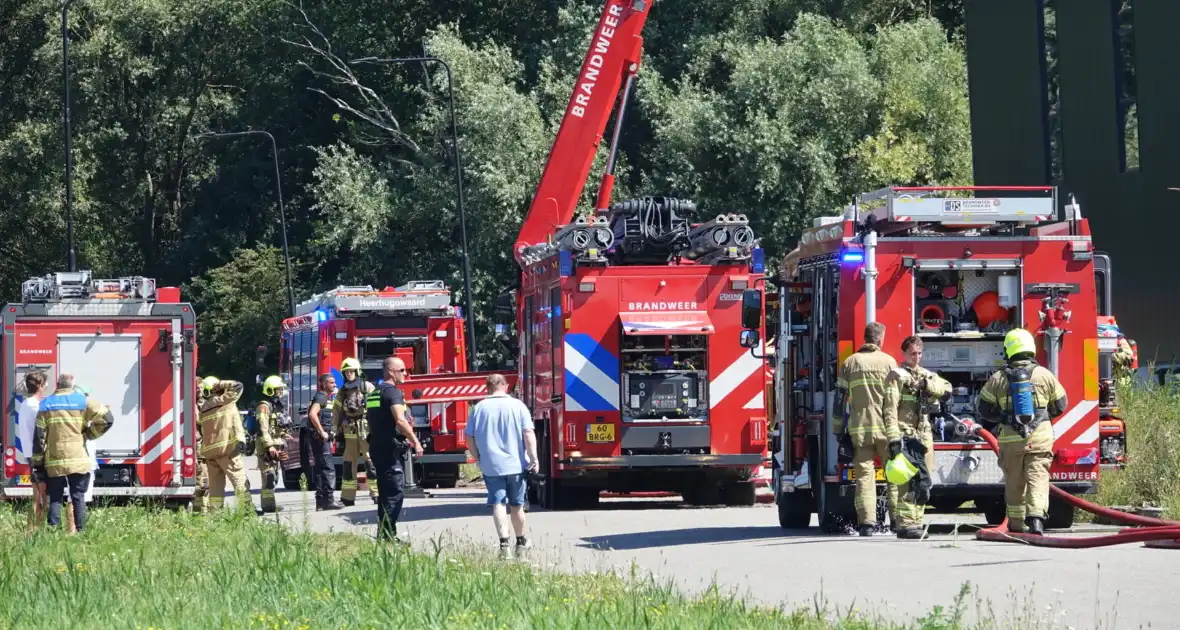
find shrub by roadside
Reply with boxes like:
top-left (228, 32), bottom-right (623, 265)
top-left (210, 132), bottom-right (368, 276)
top-left (1096, 381), bottom-right (1180, 517)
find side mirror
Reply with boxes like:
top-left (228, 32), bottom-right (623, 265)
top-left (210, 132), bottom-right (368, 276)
top-left (255, 345), bottom-right (267, 369)
top-left (494, 323), bottom-right (511, 341)
top-left (740, 289), bottom-right (762, 330)
top-left (739, 329), bottom-right (760, 349)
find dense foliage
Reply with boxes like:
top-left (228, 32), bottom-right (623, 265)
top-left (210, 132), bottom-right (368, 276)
top-left (0, 0), bottom-right (973, 378)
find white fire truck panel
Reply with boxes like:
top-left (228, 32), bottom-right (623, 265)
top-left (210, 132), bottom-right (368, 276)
top-left (58, 334), bottom-right (143, 456)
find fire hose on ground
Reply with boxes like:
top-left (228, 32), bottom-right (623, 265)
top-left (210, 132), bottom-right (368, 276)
top-left (973, 428), bottom-right (1180, 549)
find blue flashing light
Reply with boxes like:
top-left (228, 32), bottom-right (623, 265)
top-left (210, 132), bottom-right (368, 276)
top-left (314, 308), bottom-right (329, 322)
top-left (842, 251), bottom-right (865, 264)
top-left (752, 247), bottom-right (766, 273)
top-left (559, 250), bottom-right (573, 277)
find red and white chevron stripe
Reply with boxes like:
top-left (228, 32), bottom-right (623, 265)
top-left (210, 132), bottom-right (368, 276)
top-left (420, 384), bottom-right (485, 397)
top-left (1052, 401), bottom-right (1099, 447)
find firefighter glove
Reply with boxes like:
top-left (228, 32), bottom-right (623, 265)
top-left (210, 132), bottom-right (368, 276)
top-left (888, 440), bottom-right (903, 460)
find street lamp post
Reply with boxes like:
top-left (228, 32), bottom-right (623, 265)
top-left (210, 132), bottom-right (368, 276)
top-left (192, 130), bottom-right (296, 317)
top-left (62, 0), bottom-right (76, 272)
top-left (351, 55), bottom-right (478, 369)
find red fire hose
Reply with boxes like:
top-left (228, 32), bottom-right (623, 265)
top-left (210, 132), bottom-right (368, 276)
top-left (973, 428), bottom-right (1180, 548)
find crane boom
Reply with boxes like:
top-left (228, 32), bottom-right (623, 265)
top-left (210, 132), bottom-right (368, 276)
top-left (512, 0), bottom-right (652, 264)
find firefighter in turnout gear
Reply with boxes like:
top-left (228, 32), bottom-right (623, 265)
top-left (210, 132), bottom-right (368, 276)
top-left (199, 379), bottom-right (250, 513)
top-left (883, 336), bottom-right (952, 538)
top-left (334, 358), bottom-right (377, 505)
top-left (255, 375), bottom-right (292, 513)
top-left (976, 328), bottom-right (1069, 535)
top-left (192, 376), bottom-right (218, 513)
top-left (835, 322), bottom-right (900, 536)
top-left (31, 372), bottom-right (114, 533)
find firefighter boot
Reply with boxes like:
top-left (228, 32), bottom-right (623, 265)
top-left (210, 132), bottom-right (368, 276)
top-left (858, 525), bottom-right (875, 537)
top-left (1025, 516), bottom-right (1045, 536)
top-left (896, 526), bottom-right (924, 540)
top-left (260, 467), bottom-right (282, 514)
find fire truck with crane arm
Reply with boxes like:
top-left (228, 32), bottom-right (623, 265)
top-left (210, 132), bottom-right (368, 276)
top-left (500, 0), bottom-right (770, 510)
top-left (741, 186), bottom-right (1115, 531)
top-left (274, 280), bottom-right (509, 490)
top-left (2, 270), bottom-right (200, 505)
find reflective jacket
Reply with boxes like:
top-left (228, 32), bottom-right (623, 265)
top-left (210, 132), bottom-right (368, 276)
top-left (32, 388), bottom-right (114, 478)
top-left (333, 379), bottom-right (375, 429)
top-left (254, 398), bottom-right (290, 455)
top-left (199, 381), bottom-right (244, 459)
top-left (884, 365), bottom-right (952, 431)
top-left (836, 343), bottom-right (899, 446)
top-left (1113, 338), bottom-right (1134, 371)
top-left (977, 359), bottom-right (1068, 452)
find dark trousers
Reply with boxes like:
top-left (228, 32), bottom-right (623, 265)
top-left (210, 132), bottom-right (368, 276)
top-left (299, 427), bottom-right (317, 490)
top-left (310, 431), bottom-right (336, 505)
top-left (370, 449), bottom-right (405, 540)
top-left (47, 473), bottom-right (90, 531)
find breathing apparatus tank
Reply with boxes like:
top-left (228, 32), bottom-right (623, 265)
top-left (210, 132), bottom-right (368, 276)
top-left (1006, 366), bottom-right (1036, 438)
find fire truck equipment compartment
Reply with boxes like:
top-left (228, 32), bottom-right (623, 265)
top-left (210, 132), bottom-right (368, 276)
top-left (57, 334), bottom-right (142, 456)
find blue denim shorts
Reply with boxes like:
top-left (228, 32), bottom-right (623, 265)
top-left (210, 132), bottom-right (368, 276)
top-left (484, 473), bottom-right (527, 507)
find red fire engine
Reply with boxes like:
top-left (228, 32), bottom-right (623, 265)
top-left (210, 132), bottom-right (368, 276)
top-left (277, 280), bottom-right (476, 489)
top-left (505, 0), bottom-right (770, 510)
top-left (2, 271), bottom-right (199, 504)
top-left (749, 186), bottom-right (1107, 531)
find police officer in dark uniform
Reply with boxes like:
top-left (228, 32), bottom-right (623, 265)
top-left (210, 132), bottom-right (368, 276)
top-left (308, 373), bottom-right (343, 510)
top-left (365, 356), bottom-right (423, 543)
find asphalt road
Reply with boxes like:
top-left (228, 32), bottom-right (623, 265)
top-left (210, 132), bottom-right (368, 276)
top-left (235, 463), bottom-right (1174, 629)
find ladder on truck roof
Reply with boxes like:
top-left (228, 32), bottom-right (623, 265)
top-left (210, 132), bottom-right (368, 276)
top-left (294, 280), bottom-right (454, 317)
top-left (853, 185), bottom-right (1058, 226)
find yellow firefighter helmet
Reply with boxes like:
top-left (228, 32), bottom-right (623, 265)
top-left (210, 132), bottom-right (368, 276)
top-left (262, 375), bottom-right (286, 397)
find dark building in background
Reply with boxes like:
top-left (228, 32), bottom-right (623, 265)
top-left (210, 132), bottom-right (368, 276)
top-left (964, 0), bottom-right (1178, 363)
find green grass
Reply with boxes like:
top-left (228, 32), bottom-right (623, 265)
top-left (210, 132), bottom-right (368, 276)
top-left (460, 462), bottom-right (482, 484)
top-left (1096, 375), bottom-right (1180, 517)
top-left (0, 502), bottom-right (1014, 630)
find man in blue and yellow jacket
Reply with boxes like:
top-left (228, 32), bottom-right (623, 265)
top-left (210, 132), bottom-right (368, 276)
top-left (32, 372), bottom-right (113, 533)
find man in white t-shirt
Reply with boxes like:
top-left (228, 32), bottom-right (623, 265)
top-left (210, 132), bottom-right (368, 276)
top-left (15, 371), bottom-right (49, 532)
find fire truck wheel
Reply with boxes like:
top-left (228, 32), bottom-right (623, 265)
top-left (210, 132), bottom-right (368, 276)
top-left (720, 481), bottom-right (757, 506)
top-left (777, 491), bottom-right (814, 529)
top-left (980, 499), bottom-right (1006, 526)
top-left (1045, 497), bottom-right (1076, 530)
